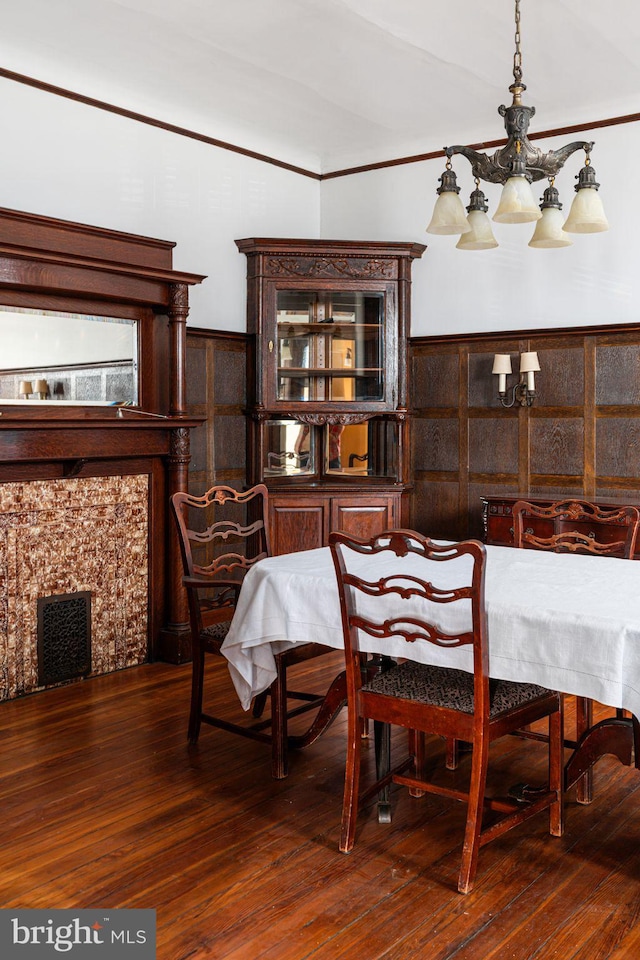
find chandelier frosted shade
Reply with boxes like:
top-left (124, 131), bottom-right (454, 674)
top-left (563, 171), bottom-right (609, 234)
top-left (493, 176), bottom-right (542, 224)
top-left (426, 190), bottom-right (471, 235)
top-left (529, 207), bottom-right (572, 248)
top-left (456, 209), bottom-right (498, 250)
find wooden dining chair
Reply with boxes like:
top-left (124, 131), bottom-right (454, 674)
top-left (512, 498), bottom-right (640, 558)
top-left (512, 497), bottom-right (640, 803)
top-left (171, 483), bottom-right (335, 779)
top-left (329, 528), bottom-right (563, 895)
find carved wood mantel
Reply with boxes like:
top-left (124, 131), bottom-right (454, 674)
top-left (0, 207), bottom-right (206, 668)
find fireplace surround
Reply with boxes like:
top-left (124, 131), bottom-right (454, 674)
top-left (0, 208), bottom-right (206, 698)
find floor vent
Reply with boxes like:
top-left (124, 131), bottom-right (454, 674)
top-left (37, 591), bottom-right (92, 686)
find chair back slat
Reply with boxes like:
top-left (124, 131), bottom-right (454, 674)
top-left (329, 528), bottom-right (490, 716)
top-left (171, 484), bottom-right (270, 630)
top-left (512, 499), bottom-right (640, 558)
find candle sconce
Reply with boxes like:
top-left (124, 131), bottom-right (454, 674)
top-left (492, 352), bottom-right (540, 407)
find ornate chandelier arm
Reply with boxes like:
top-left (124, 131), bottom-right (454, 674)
top-left (445, 140), bottom-right (595, 185)
top-left (528, 140), bottom-right (594, 180)
top-left (444, 145), bottom-right (508, 184)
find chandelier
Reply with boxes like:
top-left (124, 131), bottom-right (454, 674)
top-left (426, 0), bottom-right (608, 249)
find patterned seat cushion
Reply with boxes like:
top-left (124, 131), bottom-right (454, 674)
top-left (362, 659), bottom-right (554, 717)
top-left (201, 621), bottom-right (232, 644)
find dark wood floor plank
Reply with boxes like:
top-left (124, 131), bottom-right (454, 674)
top-left (0, 662), bottom-right (638, 960)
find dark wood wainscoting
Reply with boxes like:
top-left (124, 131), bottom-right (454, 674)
top-left (186, 328), bottom-right (248, 493)
top-left (410, 324), bottom-right (640, 541)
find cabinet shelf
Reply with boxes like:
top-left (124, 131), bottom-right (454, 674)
top-left (278, 322), bottom-right (381, 338)
top-left (277, 367), bottom-right (383, 377)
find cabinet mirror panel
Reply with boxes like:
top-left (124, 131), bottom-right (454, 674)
top-left (263, 420), bottom-right (317, 477)
top-left (276, 290), bottom-right (384, 403)
top-left (263, 418), bottom-right (398, 479)
top-left (325, 420), bottom-right (398, 478)
top-left (0, 306), bottom-right (138, 404)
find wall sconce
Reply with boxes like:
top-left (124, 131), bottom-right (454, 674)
top-left (18, 380), bottom-right (33, 400)
top-left (492, 352), bottom-right (540, 407)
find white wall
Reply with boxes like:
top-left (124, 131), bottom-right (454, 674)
top-left (320, 123), bottom-right (638, 337)
top-left (0, 78), bottom-right (320, 333)
top-left (2, 77), bottom-right (637, 339)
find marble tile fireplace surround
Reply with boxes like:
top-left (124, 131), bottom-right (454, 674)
top-left (0, 474), bottom-right (149, 701)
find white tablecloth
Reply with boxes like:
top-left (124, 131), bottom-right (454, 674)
top-left (221, 543), bottom-right (640, 716)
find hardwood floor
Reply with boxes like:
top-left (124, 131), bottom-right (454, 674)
top-left (1, 655), bottom-right (639, 959)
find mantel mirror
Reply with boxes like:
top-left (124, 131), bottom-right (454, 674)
top-left (0, 306), bottom-right (138, 405)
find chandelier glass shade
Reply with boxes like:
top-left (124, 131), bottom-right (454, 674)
top-left (427, 0), bottom-right (608, 249)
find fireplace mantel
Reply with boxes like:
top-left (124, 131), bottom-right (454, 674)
top-left (0, 208), bottom-right (207, 671)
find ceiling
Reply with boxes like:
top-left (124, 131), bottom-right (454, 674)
top-left (2, 0), bottom-right (640, 173)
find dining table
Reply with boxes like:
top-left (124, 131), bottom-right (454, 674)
top-left (221, 541), bottom-right (640, 792)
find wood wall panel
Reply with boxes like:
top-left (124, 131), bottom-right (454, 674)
top-left (596, 419), bottom-right (640, 478)
top-left (411, 352), bottom-right (459, 408)
top-left (214, 345), bottom-right (246, 405)
top-left (410, 325), bottom-right (640, 539)
top-left (411, 479), bottom-right (460, 539)
top-left (534, 348), bottom-right (584, 406)
top-left (530, 417), bottom-right (584, 476)
top-left (468, 418), bottom-right (519, 475)
top-left (413, 418), bottom-right (459, 472)
top-left (468, 351), bottom-right (510, 409)
top-left (596, 345), bottom-right (640, 404)
top-left (186, 330), bottom-right (247, 495)
top-left (528, 483), bottom-right (584, 498)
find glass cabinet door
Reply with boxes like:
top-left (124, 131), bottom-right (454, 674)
top-left (276, 290), bottom-right (385, 404)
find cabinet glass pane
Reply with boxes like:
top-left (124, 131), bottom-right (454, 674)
top-left (276, 290), bottom-right (384, 403)
top-left (263, 419), bottom-right (316, 477)
top-left (325, 420), bottom-right (398, 478)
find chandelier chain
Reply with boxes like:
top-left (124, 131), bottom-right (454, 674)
top-left (513, 0), bottom-right (522, 83)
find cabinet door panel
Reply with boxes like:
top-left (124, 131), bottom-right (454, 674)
top-left (269, 497), bottom-right (328, 556)
top-left (330, 497), bottom-right (397, 540)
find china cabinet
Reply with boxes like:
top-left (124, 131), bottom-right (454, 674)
top-left (236, 238), bottom-right (425, 555)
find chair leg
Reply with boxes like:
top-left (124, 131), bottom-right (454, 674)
top-left (458, 736), bottom-right (489, 895)
top-left (575, 696), bottom-right (593, 804)
top-left (374, 720), bottom-right (391, 822)
top-left (187, 648), bottom-right (205, 743)
top-left (409, 729), bottom-right (426, 798)
top-left (549, 702), bottom-right (564, 837)
top-left (340, 703), bottom-right (363, 853)
top-left (445, 736), bottom-right (459, 770)
top-left (633, 713), bottom-right (640, 769)
top-left (270, 662), bottom-right (289, 780)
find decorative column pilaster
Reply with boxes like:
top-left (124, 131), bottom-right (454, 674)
top-left (168, 282), bottom-right (189, 417)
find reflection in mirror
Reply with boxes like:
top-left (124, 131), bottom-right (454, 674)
top-left (326, 421), bottom-right (398, 478)
top-left (263, 420), bottom-right (316, 477)
top-left (0, 306), bottom-right (138, 404)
